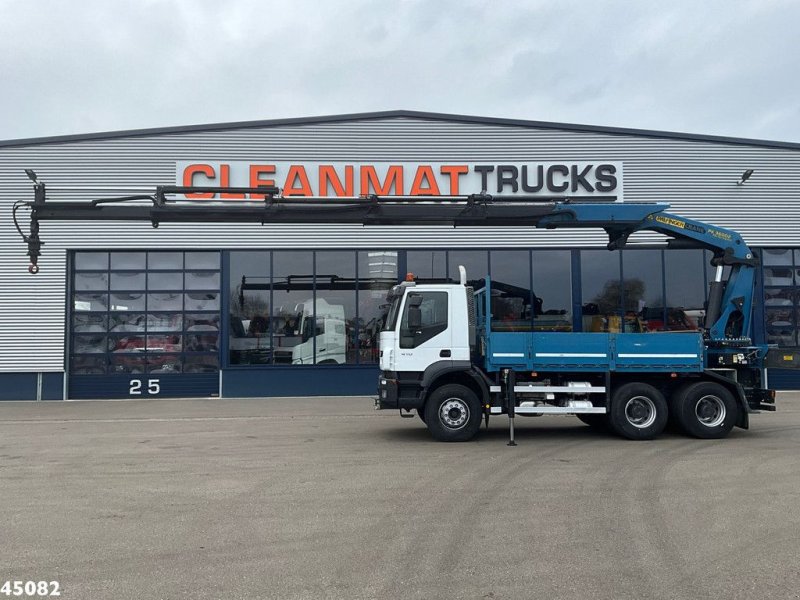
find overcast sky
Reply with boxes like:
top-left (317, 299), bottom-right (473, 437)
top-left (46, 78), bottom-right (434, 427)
top-left (1, 0), bottom-right (799, 143)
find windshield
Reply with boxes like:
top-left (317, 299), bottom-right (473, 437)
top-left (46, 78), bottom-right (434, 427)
top-left (382, 293), bottom-right (403, 332)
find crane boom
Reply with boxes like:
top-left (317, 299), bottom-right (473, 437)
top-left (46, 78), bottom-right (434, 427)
top-left (13, 177), bottom-right (757, 342)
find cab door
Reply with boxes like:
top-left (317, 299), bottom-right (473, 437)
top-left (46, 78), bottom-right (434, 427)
top-left (397, 290), bottom-right (452, 371)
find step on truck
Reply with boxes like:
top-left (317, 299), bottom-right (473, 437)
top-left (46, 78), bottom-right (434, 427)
top-left (13, 175), bottom-right (783, 441)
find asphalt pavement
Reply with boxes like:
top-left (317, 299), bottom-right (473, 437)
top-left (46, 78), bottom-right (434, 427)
top-left (0, 394), bottom-right (798, 600)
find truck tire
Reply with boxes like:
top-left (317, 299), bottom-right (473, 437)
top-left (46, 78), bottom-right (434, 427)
top-left (609, 382), bottom-right (668, 440)
top-left (672, 381), bottom-right (738, 439)
top-left (424, 384), bottom-right (481, 442)
top-left (417, 408), bottom-right (426, 423)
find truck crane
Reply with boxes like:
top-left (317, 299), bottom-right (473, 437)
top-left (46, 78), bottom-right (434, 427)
top-left (12, 172), bottom-right (778, 443)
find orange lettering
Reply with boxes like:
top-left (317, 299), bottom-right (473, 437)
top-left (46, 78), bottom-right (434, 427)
top-left (249, 165), bottom-right (276, 199)
top-left (410, 166), bottom-right (441, 195)
top-left (440, 165), bottom-right (468, 195)
top-left (182, 164), bottom-right (215, 198)
top-left (319, 165), bottom-right (354, 196)
top-left (360, 165), bottom-right (404, 195)
top-left (219, 164), bottom-right (245, 199)
top-left (283, 165), bottom-right (313, 196)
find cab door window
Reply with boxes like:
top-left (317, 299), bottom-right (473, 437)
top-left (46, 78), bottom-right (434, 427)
top-left (400, 292), bottom-right (448, 348)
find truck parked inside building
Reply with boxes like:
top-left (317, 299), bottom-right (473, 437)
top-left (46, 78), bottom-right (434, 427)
top-left (14, 175), bottom-right (781, 440)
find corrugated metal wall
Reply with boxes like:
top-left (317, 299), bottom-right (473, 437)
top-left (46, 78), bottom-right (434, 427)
top-left (1, 116), bottom-right (799, 372)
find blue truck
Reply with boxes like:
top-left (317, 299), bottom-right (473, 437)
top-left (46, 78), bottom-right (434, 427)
top-left (375, 202), bottom-right (777, 443)
top-left (14, 176), bottom-right (779, 441)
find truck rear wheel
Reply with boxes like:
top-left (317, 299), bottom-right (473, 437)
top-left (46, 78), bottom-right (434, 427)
top-left (673, 381), bottom-right (737, 439)
top-left (424, 384), bottom-right (481, 442)
top-left (609, 382), bottom-right (668, 440)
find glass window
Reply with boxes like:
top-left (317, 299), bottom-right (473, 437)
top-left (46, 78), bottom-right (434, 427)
top-left (71, 355), bottom-right (106, 375)
top-left (70, 250), bottom-right (221, 379)
top-left (533, 250), bottom-right (572, 332)
top-left (314, 251), bottom-right (356, 364)
top-left (186, 252), bottom-right (220, 269)
top-left (581, 250), bottom-right (621, 332)
top-left (185, 292), bottom-right (219, 311)
top-left (490, 251), bottom-right (532, 332)
top-left (448, 251), bottom-right (488, 284)
top-left (185, 271), bottom-right (221, 290)
top-left (272, 252), bottom-right (314, 365)
top-left (399, 291), bottom-right (448, 349)
top-left (229, 251), bottom-right (271, 365)
top-left (148, 272), bottom-right (183, 290)
top-left (111, 271), bottom-right (146, 291)
top-left (75, 252), bottom-right (108, 270)
top-left (147, 354), bottom-right (182, 374)
top-left (665, 250), bottom-right (707, 331)
top-left (111, 293), bottom-right (146, 312)
top-left (148, 293), bottom-right (183, 311)
top-left (408, 251), bottom-right (446, 280)
top-left (622, 250), bottom-right (663, 333)
top-left (358, 251), bottom-right (398, 364)
top-left (109, 313), bottom-right (146, 333)
top-left (73, 293), bottom-right (107, 312)
top-left (73, 335), bottom-right (106, 354)
top-left (74, 272), bottom-right (109, 291)
top-left (148, 252), bottom-right (183, 270)
top-left (73, 314), bottom-right (107, 333)
top-left (762, 249), bottom-right (793, 266)
top-left (111, 252), bottom-right (146, 270)
top-left (147, 313), bottom-right (183, 332)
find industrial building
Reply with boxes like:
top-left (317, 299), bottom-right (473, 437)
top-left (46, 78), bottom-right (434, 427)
top-left (1, 110), bottom-right (798, 400)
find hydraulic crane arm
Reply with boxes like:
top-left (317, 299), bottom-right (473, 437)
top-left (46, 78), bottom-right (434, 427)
top-left (12, 174), bottom-right (758, 341)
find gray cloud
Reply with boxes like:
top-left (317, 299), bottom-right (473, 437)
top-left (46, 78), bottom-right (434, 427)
top-left (1, 0), bottom-right (798, 142)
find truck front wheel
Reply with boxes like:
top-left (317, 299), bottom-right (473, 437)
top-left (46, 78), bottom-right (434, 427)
top-left (424, 384), bottom-right (482, 442)
top-left (673, 381), bottom-right (737, 439)
top-left (609, 382), bottom-right (668, 440)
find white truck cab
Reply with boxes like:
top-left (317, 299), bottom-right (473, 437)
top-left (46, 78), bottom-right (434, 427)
top-left (291, 298), bottom-right (347, 365)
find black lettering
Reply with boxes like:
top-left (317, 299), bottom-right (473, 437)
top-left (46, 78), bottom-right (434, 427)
top-left (521, 165), bottom-right (543, 192)
top-left (571, 164), bottom-right (593, 193)
top-left (546, 165), bottom-right (569, 193)
top-left (474, 165), bottom-right (494, 193)
top-left (496, 165), bottom-right (519, 193)
top-left (595, 164), bottom-right (617, 192)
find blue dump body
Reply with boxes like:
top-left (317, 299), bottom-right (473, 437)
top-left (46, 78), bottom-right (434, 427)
top-left (475, 279), bottom-right (705, 374)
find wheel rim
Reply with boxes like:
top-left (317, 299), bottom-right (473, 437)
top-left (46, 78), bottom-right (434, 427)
top-left (624, 395), bottom-right (657, 429)
top-left (695, 394), bottom-right (726, 428)
top-left (440, 398), bottom-right (470, 430)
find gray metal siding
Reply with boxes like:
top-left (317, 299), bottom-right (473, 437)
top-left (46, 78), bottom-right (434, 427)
top-left (1, 116), bottom-right (799, 372)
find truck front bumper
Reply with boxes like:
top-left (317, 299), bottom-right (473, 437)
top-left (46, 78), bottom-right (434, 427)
top-left (376, 374), bottom-right (399, 410)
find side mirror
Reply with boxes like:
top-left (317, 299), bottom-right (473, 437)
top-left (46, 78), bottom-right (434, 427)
top-left (408, 306), bottom-right (422, 329)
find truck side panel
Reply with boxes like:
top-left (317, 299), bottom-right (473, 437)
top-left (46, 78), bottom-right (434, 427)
top-left (483, 331), bottom-right (704, 373)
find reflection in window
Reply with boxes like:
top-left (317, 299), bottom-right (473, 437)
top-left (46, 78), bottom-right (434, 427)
top-left (148, 252), bottom-right (183, 270)
top-left (622, 250), bottom-right (663, 333)
top-left (111, 272), bottom-right (146, 291)
top-left (358, 252), bottom-right (397, 363)
top-left (449, 251), bottom-right (488, 283)
top-left (75, 272), bottom-right (109, 291)
top-left (148, 272), bottom-right (183, 290)
top-left (73, 335), bottom-right (106, 354)
top-left (75, 252), bottom-right (108, 270)
top-left (111, 252), bottom-right (146, 270)
top-left (490, 251), bottom-right (532, 332)
top-left (581, 250), bottom-right (622, 332)
top-left (665, 250), bottom-right (707, 331)
top-left (110, 293), bottom-right (145, 311)
top-left (408, 251), bottom-right (446, 280)
top-left (70, 250), bottom-right (221, 377)
top-left (149, 293), bottom-right (183, 311)
top-left (73, 314), bottom-right (107, 333)
top-left (273, 251), bottom-right (314, 365)
top-left (533, 251), bottom-right (572, 331)
top-left (229, 251), bottom-right (271, 365)
top-left (74, 293), bottom-right (108, 312)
